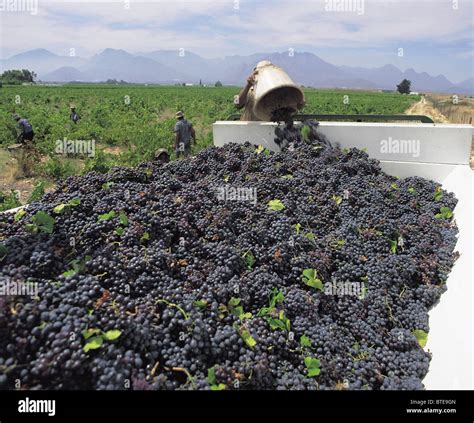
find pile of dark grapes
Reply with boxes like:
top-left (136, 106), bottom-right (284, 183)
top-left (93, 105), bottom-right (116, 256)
top-left (270, 107), bottom-right (296, 123)
top-left (0, 132), bottom-right (459, 390)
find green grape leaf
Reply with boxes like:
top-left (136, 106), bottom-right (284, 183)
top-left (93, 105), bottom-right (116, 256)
top-left (14, 209), bottom-right (26, 221)
top-left (98, 210), bottom-right (116, 221)
top-left (300, 335), bottom-right (313, 348)
top-left (103, 330), bottom-right (121, 341)
top-left (268, 199), bottom-right (285, 211)
top-left (412, 329), bottom-right (428, 348)
top-left (304, 357), bottom-right (321, 377)
top-left (83, 336), bottom-right (104, 352)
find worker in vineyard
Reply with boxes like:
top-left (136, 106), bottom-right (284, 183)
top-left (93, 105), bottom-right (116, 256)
top-left (70, 106), bottom-right (80, 124)
top-left (174, 111), bottom-right (195, 158)
top-left (154, 148), bottom-right (170, 164)
top-left (235, 63), bottom-right (262, 121)
top-left (14, 114), bottom-right (35, 144)
top-left (13, 114), bottom-right (37, 178)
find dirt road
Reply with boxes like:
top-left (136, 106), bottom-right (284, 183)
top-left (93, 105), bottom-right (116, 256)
top-left (404, 96), bottom-right (450, 123)
top-left (405, 96), bottom-right (473, 168)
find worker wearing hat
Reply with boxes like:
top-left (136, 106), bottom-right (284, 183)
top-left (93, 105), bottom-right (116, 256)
top-left (154, 148), bottom-right (170, 164)
top-left (174, 111), bottom-right (196, 158)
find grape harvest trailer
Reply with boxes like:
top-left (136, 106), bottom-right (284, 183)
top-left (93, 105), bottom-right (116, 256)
top-left (213, 120), bottom-right (473, 389)
top-left (1, 121), bottom-right (474, 389)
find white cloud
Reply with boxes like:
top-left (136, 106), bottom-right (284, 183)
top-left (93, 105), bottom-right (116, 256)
top-left (0, 0), bottom-right (472, 62)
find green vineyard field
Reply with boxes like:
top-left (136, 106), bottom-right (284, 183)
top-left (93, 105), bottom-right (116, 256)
top-left (0, 85), bottom-right (419, 180)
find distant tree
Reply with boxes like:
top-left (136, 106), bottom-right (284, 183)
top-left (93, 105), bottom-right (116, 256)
top-left (182, 83), bottom-right (186, 87)
top-left (215, 81), bottom-right (223, 87)
top-left (199, 79), bottom-right (202, 86)
top-left (396, 79), bottom-right (411, 95)
top-left (0, 69), bottom-right (37, 84)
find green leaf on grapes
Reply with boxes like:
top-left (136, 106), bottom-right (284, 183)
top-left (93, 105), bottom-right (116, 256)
top-left (304, 357), bottom-right (321, 377)
top-left (207, 367), bottom-right (226, 390)
top-left (53, 198), bottom-right (80, 215)
top-left (235, 325), bottom-right (256, 348)
top-left (300, 335), bottom-right (312, 348)
top-left (269, 288), bottom-right (284, 308)
top-left (300, 125), bottom-right (311, 141)
top-left (389, 239), bottom-right (397, 254)
top-left (302, 269), bottom-right (323, 291)
top-left (31, 211), bottom-right (55, 234)
top-left (69, 197), bottom-right (81, 206)
top-left (83, 335), bottom-right (104, 352)
top-left (434, 207), bottom-right (453, 220)
top-left (268, 318), bottom-right (287, 331)
top-left (193, 299), bottom-right (208, 308)
top-left (53, 204), bottom-right (67, 214)
top-left (240, 312), bottom-right (252, 321)
top-left (210, 384), bottom-right (226, 391)
top-left (292, 223), bottom-right (301, 234)
top-left (140, 231), bottom-right (150, 243)
top-left (25, 223), bottom-right (36, 233)
top-left (103, 330), bottom-right (121, 341)
top-left (390, 183), bottom-right (399, 191)
top-left (62, 269), bottom-right (76, 278)
top-left (258, 289), bottom-right (289, 331)
top-left (330, 239), bottom-right (346, 248)
top-left (228, 297), bottom-right (241, 307)
top-left (268, 199), bottom-right (285, 211)
top-left (119, 211), bottom-right (129, 226)
top-left (14, 209), bottom-right (26, 221)
top-left (228, 297), bottom-right (243, 318)
top-left (242, 250), bottom-right (255, 270)
top-left (102, 182), bottom-right (115, 190)
top-left (281, 174), bottom-right (294, 180)
top-left (408, 187), bottom-right (416, 194)
top-left (412, 329), bottom-right (428, 348)
top-left (305, 232), bottom-right (315, 242)
top-left (115, 227), bottom-right (125, 236)
top-left (433, 187), bottom-right (443, 201)
top-left (98, 210), bottom-right (116, 221)
top-left (279, 310), bottom-right (291, 331)
top-left (82, 328), bottom-right (101, 340)
top-left (332, 195), bottom-right (342, 205)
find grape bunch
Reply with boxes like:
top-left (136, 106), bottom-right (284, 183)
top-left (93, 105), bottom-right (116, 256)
top-left (0, 130), bottom-right (458, 390)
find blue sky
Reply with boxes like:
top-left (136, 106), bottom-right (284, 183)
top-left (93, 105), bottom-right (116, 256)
top-left (0, 0), bottom-right (472, 82)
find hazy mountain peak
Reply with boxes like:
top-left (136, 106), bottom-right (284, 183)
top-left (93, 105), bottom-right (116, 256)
top-left (9, 48), bottom-right (58, 60)
top-left (95, 48), bottom-right (133, 58)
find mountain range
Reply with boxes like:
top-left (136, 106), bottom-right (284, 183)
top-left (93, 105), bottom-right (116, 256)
top-left (1, 48), bottom-right (472, 94)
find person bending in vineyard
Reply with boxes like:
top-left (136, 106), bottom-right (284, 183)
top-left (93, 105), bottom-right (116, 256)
top-left (14, 114), bottom-right (35, 144)
top-left (13, 114), bottom-right (37, 178)
top-left (174, 111), bottom-right (196, 158)
top-left (70, 106), bottom-right (80, 124)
